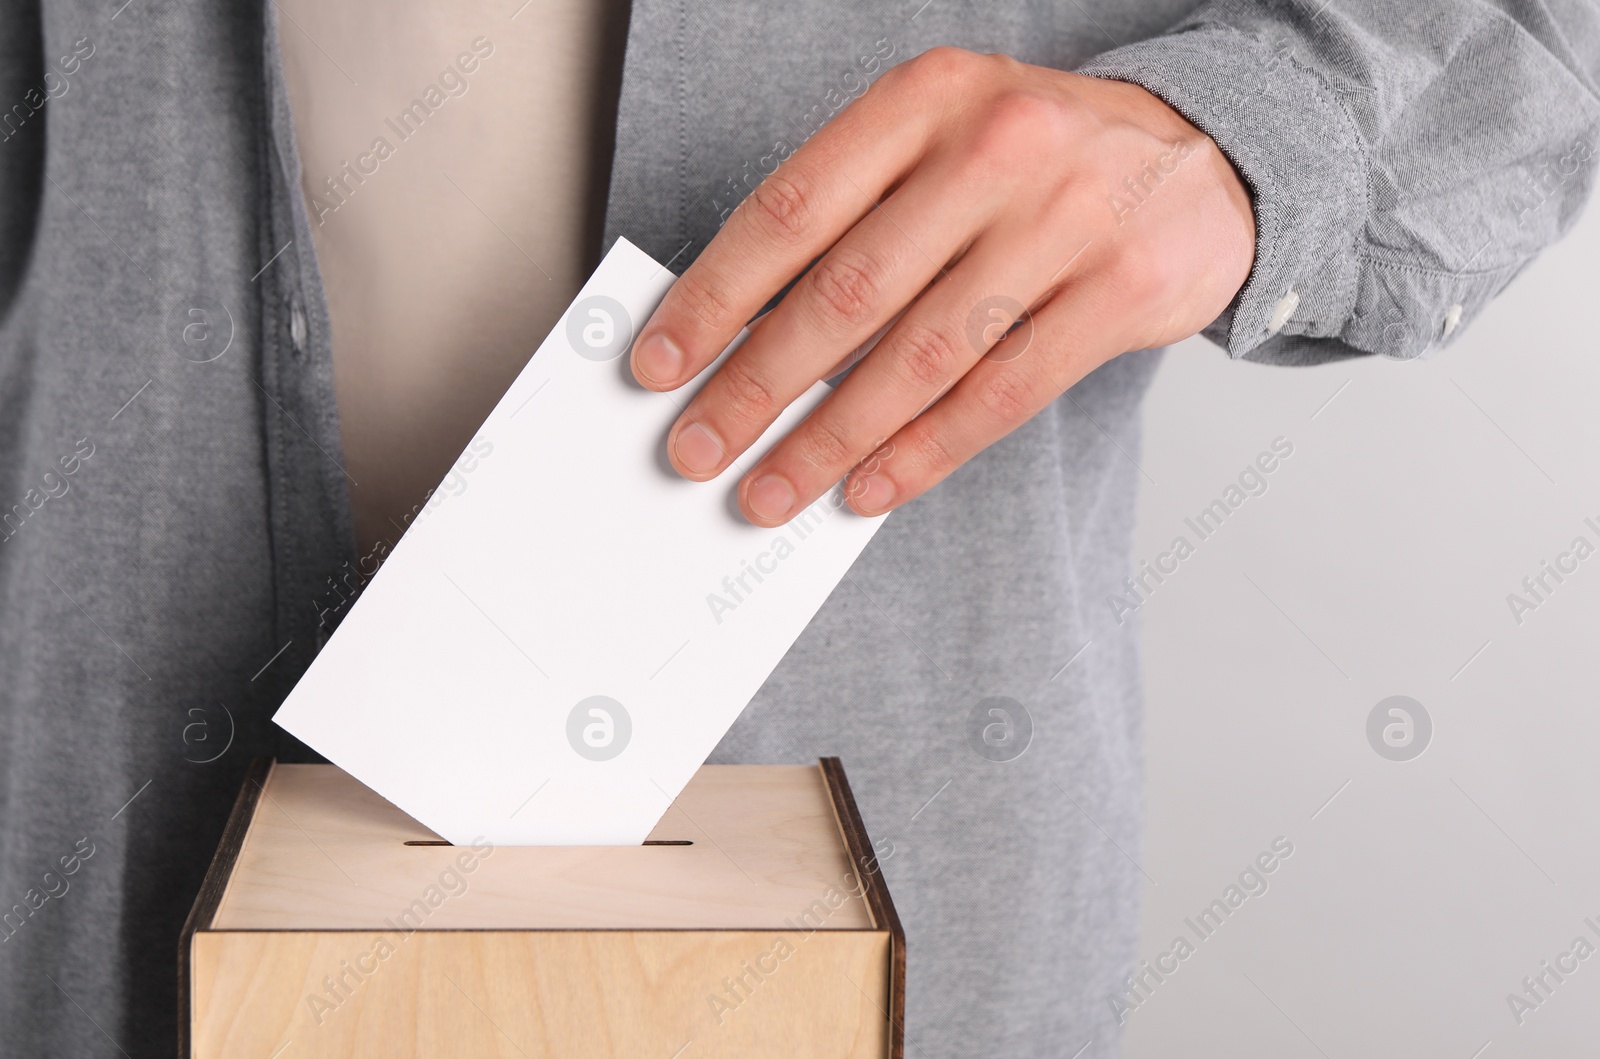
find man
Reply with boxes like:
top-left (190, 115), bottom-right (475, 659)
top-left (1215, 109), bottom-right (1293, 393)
top-left (0, 1), bottom-right (1595, 1055)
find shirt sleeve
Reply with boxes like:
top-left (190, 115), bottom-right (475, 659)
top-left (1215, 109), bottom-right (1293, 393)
top-left (1077, 0), bottom-right (1600, 365)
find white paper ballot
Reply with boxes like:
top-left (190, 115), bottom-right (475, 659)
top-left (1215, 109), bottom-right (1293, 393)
top-left (273, 238), bottom-right (889, 845)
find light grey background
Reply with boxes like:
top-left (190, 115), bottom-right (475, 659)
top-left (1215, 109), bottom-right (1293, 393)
top-left (1120, 192), bottom-right (1600, 1055)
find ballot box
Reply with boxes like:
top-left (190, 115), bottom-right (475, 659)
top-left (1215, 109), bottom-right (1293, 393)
top-left (180, 758), bottom-right (903, 1058)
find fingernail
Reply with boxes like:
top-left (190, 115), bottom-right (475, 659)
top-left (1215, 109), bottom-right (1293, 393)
top-left (747, 473), bottom-right (796, 522)
top-left (853, 473), bottom-right (895, 514)
top-left (674, 421), bottom-right (726, 476)
top-left (634, 332), bottom-right (684, 385)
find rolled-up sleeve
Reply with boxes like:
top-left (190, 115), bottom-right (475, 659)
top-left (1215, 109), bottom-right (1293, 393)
top-left (1078, 0), bottom-right (1600, 365)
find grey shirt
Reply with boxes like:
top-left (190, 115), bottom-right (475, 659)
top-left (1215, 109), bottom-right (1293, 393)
top-left (1, 2), bottom-right (1596, 1057)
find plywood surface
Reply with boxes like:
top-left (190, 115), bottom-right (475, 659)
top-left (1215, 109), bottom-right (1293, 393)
top-left (210, 763), bottom-right (875, 930)
top-left (192, 929), bottom-right (892, 1059)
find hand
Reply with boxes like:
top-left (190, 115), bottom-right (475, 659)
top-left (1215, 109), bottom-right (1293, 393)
top-left (630, 46), bottom-right (1256, 526)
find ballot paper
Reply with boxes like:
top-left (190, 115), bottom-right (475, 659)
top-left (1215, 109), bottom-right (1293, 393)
top-left (273, 238), bottom-right (889, 845)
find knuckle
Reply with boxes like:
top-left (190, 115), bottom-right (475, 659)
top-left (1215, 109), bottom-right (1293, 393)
top-left (791, 416), bottom-right (858, 473)
top-left (975, 368), bottom-right (1039, 424)
top-left (858, 436), bottom-right (895, 474)
top-left (806, 248), bottom-right (884, 330)
top-left (991, 90), bottom-right (1059, 129)
top-left (673, 269), bottom-right (737, 332)
top-left (888, 323), bottom-right (962, 390)
top-left (1105, 243), bottom-right (1171, 304)
top-left (904, 424), bottom-right (957, 476)
top-left (712, 360), bottom-right (780, 427)
top-left (978, 91), bottom-right (1075, 159)
top-left (904, 45), bottom-right (977, 87)
top-left (747, 171), bottom-right (813, 243)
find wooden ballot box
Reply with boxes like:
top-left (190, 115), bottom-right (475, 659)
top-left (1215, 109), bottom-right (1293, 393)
top-left (180, 758), bottom-right (903, 1058)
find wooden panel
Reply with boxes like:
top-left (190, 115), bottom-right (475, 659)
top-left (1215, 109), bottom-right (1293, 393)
top-left (820, 757), bottom-right (906, 1059)
top-left (191, 929), bottom-right (891, 1059)
top-left (211, 763), bottom-right (873, 930)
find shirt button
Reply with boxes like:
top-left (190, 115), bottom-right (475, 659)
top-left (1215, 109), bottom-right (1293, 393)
top-left (1268, 290), bottom-right (1299, 334)
top-left (289, 301), bottom-right (308, 355)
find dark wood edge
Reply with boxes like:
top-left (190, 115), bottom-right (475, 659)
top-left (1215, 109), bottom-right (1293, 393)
top-left (818, 757), bottom-right (905, 1059)
top-left (177, 755), bottom-right (274, 1059)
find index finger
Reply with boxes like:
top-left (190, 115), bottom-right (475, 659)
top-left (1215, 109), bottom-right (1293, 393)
top-left (629, 58), bottom-right (941, 392)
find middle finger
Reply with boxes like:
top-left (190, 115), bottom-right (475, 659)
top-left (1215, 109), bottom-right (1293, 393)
top-left (665, 164), bottom-right (998, 481)
top-left (738, 217), bottom-right (1070, 525)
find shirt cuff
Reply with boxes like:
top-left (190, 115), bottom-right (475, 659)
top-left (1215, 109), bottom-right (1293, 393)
top-left (1077, 23), bottom-right (1375, 364)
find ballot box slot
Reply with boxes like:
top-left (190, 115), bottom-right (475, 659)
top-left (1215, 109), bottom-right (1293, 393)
top-left (400, 838), bottom-right (696, 846)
